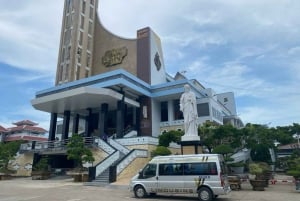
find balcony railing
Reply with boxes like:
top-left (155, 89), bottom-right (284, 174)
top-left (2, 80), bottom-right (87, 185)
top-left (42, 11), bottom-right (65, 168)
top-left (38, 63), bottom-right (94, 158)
top-left (19, 137), bottom-right (95, 153)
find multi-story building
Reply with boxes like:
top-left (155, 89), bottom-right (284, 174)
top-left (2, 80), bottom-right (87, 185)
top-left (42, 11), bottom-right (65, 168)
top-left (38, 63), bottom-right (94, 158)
top-left (31, 0), bottom-right (242, 143)
top-left (0, 120), bottom-right (47, 142)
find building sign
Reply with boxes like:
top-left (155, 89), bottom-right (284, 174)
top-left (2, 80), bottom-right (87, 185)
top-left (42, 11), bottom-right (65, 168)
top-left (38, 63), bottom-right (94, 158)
top-left (102, 47), bottom-right (128, 67)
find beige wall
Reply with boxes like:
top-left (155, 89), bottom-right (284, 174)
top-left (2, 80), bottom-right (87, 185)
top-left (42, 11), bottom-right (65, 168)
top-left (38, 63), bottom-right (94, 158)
top-left (8, 153), bottom-right (34, 177)
top-left (92, 17), bottom-right (137, 76)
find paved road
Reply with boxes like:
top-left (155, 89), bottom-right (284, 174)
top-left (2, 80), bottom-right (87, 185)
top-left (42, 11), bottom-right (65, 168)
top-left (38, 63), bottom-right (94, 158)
top-left (0, 177), bottom-right (299, 201)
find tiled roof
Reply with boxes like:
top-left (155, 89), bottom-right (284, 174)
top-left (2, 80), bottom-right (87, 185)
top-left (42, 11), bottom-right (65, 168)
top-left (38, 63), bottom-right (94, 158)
top-left (7, 125), bottom-right (47, 133)
top-left (0, 125), bottom-right (7, 132)
top-left (5, 135), bottom-right (48, 142)
top-left (13, 120), bottom-right (38, 126)
top-left (277, 143), bottom-right (299, 150)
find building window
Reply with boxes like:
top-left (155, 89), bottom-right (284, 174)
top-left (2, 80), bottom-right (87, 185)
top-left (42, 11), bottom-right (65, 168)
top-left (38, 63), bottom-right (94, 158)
top-left (64, 29), bottom-right (72, 45)
top-left (85, 68), bottom-right (89, 78)
top-left (88, 21), bottom-right (93, 35)
top-left (173, 99), bottom-right (183, 120)
top-left (76, 65), bottom-right (80, 80)
top-left (89, 6), bottom-right (94, 20)
top-left (160, 101), bottom-right (168, 122)
top-left (64, 64), bottom-right (69, 81)
top-left (66, 45), bottom-right (71, 60)
top-left (224, 97), bottom-right (228, 102)
top-left (77, 47), bottom-right (82, 63)
top-left (86, 52), bottom-right (91, 67)
top-left (197, 103), bottom-right (210, 117)
top-left (87, 36), bottom-right (92, 50)
top-left (81, 1), bottom-right (86, 14)
top-left (61, 47), bottom-right (65, 62)
top-left (79, 31), bottom-right (83, 46)
top-left (80, 15), bottom-right (85, 29)
top-left (90, 0), bottom-right (94, 5)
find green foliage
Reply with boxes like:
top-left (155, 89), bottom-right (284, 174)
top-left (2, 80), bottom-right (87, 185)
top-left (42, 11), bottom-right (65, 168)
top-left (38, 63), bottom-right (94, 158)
top-left (212, 144), bottom-right (233, 158)
top-left (286, 157), bottom-right (300, 179)
top-left (33, 157), bottom-right (49, 171)
top-left (249, 162), bottom-right (271, 179)
top-left (159, 130), bottom-right (183, 147)
top-left (67, 134), bottom-right (95, 169)
top-left (151, 146), bottom-right (172, 157)
top-left (250, 144), bottom-right (271, 163)
top-left (0, 141), bottom-right (22, 172)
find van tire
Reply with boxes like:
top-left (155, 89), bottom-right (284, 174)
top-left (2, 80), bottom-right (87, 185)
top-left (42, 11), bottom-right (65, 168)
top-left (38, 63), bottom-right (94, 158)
top-left (198, 187), bottom-right (213, 201)
top-left (134, 185), bottom-right (146, 198)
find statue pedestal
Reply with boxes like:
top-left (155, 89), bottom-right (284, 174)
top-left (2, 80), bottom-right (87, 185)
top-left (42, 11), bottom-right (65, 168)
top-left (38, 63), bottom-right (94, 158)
top-left (179, 139), bottom-right (203, 155)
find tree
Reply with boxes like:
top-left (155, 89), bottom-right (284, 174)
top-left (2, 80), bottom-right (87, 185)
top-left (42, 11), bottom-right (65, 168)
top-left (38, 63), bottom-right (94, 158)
top-left (158, 130), bottom-right (183, 147)
top-left (212, 144), bottom-right (234, 160)
top-left (151, 146), bottom-right (172, 157)
top-left (67, 134), bottom-right (95, 169)
top-left (0, 141), bottom-right (22, 173)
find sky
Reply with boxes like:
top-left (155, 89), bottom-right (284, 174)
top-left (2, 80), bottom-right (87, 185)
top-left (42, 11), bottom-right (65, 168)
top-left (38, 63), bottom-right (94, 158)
top-left (0, 0), bottom-right (299, 130)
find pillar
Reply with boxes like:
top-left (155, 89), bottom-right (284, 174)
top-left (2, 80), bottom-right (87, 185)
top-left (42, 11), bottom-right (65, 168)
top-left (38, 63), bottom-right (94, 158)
top-left (48, 113), bottom-right (57, 141)
top-left (72, 114), bottom-right (80, 134)
top-left (85, 108), bottom-right (92, 137)
top-left (116, 100), bottom-right (125, 138)
top-left (98, 103), bottom-right (108, 137)
top-left (62, 110), bottom-right (70, 140)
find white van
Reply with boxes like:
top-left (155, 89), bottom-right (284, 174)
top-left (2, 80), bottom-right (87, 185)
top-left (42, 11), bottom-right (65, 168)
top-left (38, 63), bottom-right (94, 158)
top-left (130, 154), bottom-right (231, 201)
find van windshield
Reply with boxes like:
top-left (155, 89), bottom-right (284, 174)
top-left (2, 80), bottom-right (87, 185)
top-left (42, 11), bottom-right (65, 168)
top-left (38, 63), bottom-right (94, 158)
top-left (140, 163), bottom-right (156, 179)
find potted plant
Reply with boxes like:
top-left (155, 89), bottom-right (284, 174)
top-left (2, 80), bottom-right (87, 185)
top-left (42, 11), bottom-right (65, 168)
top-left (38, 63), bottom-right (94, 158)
top-left (31, 157), bottom-right (51, 180)
top-left (286, 156), bottom-right (300, 191)
top-left (249, 163), bottom-right (269, 191)
top-left (66, 134), bottom-right (95, 182)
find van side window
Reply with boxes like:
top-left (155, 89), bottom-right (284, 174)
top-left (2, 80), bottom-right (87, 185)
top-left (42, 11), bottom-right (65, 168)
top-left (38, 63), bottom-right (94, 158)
top-left (159, 163), bottom-right (183, 175)
top-left (142, 164), bottom-right (156, 178)
top-left (183, 162), bottom-right (217, 175)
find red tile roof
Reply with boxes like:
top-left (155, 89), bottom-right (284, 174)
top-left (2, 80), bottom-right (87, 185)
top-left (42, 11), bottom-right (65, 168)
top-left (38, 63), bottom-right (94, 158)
top-left (7, 125), bottom-right (47, 133)
top-left (13, 120), bottom-right (38, 126)
top-left (0, 125), bottom-right (7, 132)
top-left (5, 135), bottom-right (48, 142)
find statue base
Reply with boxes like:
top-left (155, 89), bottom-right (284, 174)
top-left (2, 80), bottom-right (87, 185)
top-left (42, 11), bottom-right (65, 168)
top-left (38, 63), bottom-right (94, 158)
top-left (179, 140), bottom-right (203, 155)
top-left (181, 135), bottom-right (200, 142)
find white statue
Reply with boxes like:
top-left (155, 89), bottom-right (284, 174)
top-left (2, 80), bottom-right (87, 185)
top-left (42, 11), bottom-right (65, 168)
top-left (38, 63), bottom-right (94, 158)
top-left (180, 84), bottom-right (200, 141)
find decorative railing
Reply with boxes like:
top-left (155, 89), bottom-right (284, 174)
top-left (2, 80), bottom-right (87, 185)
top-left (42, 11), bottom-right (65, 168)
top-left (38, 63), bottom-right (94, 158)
top-left (115, 136), bottom-right (158, 146)
top-left (116, 149), bottom-right (148, 175)
top-left (95, 150), bottom-right (120, 176)
top-left (94, 137), bottom-right (115, 154)
top-left (19, 137), bottom-right (94, 153)
top-left (108, 139), bottom-right (130, 155)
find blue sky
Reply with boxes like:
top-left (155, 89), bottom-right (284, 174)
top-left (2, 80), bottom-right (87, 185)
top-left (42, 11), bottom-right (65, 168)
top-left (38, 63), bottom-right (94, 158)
top-left (0, 0), bottom-right (299, 130)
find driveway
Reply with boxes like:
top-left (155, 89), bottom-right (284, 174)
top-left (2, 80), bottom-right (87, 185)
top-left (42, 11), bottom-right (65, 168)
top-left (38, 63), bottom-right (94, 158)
top-left (0, 176), bottom-right (299, 201)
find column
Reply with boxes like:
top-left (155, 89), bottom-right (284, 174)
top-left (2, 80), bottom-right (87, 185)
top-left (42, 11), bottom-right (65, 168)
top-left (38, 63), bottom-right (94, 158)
top-left (62, 110), bottom-right (70, 140)
top-left (48, 113), bottom-right (57, 141)
top-left (84, 108), bottom-right (92, 137)
top-left (135, 106), bottom-right (141, 136)
top-left (116, 100), bottom-right (125, 138)
top-left (72, 114), bottom-right (80, 134)
top-left (98, 103), bottom-right (108, 138)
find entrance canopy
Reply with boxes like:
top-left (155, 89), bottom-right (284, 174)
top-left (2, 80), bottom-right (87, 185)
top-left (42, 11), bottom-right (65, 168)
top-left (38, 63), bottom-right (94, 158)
top-left (31, 87), bottom-right (140, 115)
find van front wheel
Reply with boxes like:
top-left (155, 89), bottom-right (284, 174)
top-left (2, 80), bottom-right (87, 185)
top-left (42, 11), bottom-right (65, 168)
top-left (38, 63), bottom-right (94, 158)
top-left (198, 187), bottom-right (213, 201)
top-left (134, 185), bottom-right (146, 198)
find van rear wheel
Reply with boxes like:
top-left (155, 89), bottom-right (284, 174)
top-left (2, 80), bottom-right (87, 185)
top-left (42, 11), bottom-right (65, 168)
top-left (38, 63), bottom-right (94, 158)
top-left (134, 185), bottom-right (146, 198)
top-left (198, 187), bottom-right (213, 201)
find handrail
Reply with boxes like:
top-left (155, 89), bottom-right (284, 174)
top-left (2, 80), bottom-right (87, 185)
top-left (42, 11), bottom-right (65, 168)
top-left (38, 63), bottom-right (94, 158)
top-left (108, 138), bottom-right (130, 155)
top-left (95, 150), bottom-right (120, 176)
top-left (116, 149), bottom-right (148, 175)
top-left (19, 137), bottom-right (95, 152)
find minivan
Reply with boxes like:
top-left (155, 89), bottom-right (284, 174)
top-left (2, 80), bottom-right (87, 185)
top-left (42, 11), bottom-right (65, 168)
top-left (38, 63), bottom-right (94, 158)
top-left (129, 154), bottom-right (231, 201)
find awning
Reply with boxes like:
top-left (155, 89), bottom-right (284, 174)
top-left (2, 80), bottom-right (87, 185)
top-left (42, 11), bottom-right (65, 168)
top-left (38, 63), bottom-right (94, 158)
top-left (31, 87), bottom-right (140, 115)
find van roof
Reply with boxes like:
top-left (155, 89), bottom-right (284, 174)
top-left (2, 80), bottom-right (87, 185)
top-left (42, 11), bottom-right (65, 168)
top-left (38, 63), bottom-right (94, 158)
top-left (150, 154), bottom-right (223, 163)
